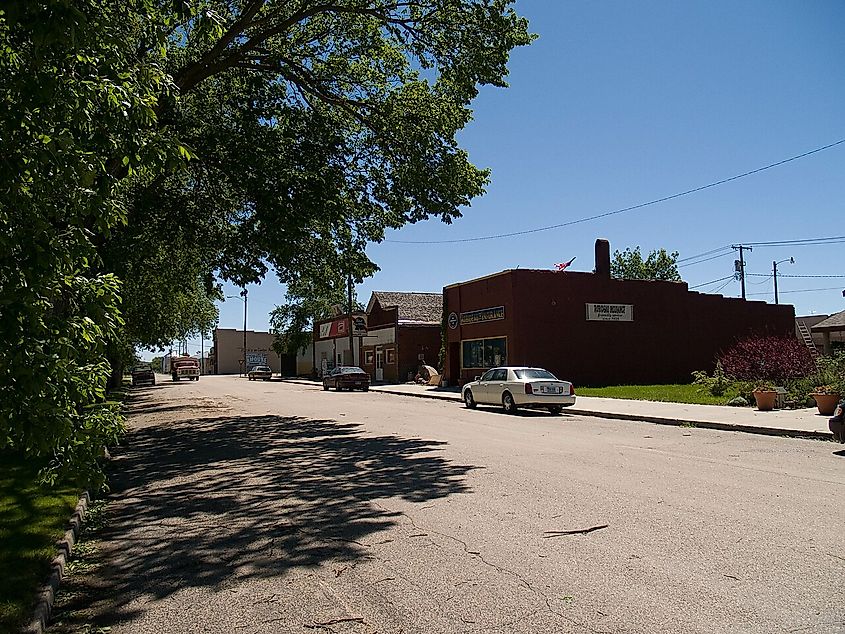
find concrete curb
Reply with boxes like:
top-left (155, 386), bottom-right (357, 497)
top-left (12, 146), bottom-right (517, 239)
top-left (369, 387), bottom-right (834, 441)
top-left (23, 491), bottom-right (91, 634)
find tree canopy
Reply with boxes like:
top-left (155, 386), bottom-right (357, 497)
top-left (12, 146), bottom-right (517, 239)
top-left (1, 0), bottom-right (533, 483)
top-left (610, 247), bottom-right (682, 282)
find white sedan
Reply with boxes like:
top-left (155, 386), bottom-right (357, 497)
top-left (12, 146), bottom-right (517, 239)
top-left (462, 366), bottom-right (576, 414)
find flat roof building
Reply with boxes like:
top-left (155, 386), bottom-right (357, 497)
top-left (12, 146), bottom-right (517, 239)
top-left (443, 239), bottom-right (795, 387)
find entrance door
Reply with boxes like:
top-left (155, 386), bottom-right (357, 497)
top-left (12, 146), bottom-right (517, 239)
top-left (375, 347), bottom-right (384, 381)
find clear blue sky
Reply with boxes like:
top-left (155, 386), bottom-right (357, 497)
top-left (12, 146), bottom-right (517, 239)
top-left (170, 0), bottom-right (845, 358)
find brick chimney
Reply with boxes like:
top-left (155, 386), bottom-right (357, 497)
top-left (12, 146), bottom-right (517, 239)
top-left (595, 239), bottom-right (611, 277)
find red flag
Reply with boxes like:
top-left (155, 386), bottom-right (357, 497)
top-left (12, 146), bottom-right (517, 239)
top-left (554, 257), bottom-right (576, 272)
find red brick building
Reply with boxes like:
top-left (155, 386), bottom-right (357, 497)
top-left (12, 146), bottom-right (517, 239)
top-left (360, 291), bottom-right (442, 383)
top-left (443, 239), bottom-right (795, 387)
top-left (313, 292), bottom-right (442, 383)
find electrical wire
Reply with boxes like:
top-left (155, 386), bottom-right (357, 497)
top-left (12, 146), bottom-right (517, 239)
top-left (677, 251), bottom-right (734, 268)
top-left (746, 286), bottom-right (844, 296)
top-left (386, 138), bottom-right (845, 244)
top-left (676, 246), bottom-right (732, 263)
top-left (748, 274), bottom-right (773, 285)
top-left (689, 274), bottom-right (735, 289)
top-left (746, 273), bottom-right (845, 279)
top-left (743, 235), bottom-right (845, 247)
top-left (711, 278), bottom-right (736, 294)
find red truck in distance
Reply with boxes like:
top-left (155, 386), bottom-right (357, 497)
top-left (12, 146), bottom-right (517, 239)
top-left (170, 355), bottom-right (200, 382)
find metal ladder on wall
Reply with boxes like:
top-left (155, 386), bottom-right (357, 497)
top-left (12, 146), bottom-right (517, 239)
top-left (796, 320), bottom-right (820, 359)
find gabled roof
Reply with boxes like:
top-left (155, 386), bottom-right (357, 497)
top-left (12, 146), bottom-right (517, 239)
top-left (367, 291), bottom-right (443, 324)
top-left (811, 309), bottom-right (845, 332)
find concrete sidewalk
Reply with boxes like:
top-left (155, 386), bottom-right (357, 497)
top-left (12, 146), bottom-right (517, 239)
top-left (276, 377), bottom-right (834, 439)
top-left (365, 383), bottom-right (834, 439)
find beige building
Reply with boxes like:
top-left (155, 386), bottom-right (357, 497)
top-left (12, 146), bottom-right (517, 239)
top-left (210, 328), bottom-right (315, 376)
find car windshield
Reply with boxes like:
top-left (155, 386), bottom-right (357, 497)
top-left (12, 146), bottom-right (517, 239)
top-left (133, 366), bottom-right (150, 372)
top-left (514, 369), bottom-right (557, 380)
top-left (340, 367), bottom-right (365, 374)
top-left (252, 366), bottom-right (270, 371)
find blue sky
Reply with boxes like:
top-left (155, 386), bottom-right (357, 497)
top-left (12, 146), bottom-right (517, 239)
top-left (168, 0), bottom-right (845, 358)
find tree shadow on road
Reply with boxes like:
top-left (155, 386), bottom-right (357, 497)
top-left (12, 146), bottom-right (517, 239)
top-left (54, 404), bottom-right (478, 629)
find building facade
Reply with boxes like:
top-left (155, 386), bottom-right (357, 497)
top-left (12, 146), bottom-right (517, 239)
top-left (313, 292), bottom-right (442, 382)
top-left (211, 328), bottom-right (314, 375)
top-left (443, 239), bottom-right (796, 387)
top-left (360, 292), bottom-right (442, 383)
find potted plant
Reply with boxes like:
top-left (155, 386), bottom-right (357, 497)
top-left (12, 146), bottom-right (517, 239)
top-left (752, 383), bottom-right (778, 411)
top-left (810, 384), bottom-right (841, 416)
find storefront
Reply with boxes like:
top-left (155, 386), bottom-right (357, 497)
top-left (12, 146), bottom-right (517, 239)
top-left (443, 239), bottom-right (796, 387)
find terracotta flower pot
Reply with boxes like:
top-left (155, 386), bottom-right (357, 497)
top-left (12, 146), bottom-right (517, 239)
top-left (811, 392), bottom-right (840, 416)
top-left (752, 390), bottom-right (777, 411)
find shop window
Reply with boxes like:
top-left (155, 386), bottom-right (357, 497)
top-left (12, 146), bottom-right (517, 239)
top-left (365, 350), bottom-right (374, 365)
top-left (462, 337), bottom-right (507, 369)
top-left (386, 349), bottom-right (396, 364)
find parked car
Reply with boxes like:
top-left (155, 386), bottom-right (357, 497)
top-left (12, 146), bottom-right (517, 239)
top-left (247, 365), bottom-right (273, 381)
top-left (131, 364), bottom-right (156, 387)
top-left (462, 366), bottom-right (575, 414)
top-left (323, 366), bottom-right (370, 392)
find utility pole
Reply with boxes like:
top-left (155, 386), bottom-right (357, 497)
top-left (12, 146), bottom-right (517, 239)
top-left (772, 257), bottom-right (794, 305)
top-left (241, 287), bottom-right (248, 375)
top-left (732, 244), bottom-right (752, 300)
top-left (347, 273), bottom-right (354, 366)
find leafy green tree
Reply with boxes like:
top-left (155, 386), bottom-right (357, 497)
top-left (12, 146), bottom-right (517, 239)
top-left (0, 1), bottom-right (182, 485)
top-left (611, 247), bottom-right (682, 282)
top-left (2, 0), bottom-right (533, 482)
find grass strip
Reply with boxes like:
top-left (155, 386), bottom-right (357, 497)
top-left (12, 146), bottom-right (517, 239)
top-left (0, 453), bottom-right (81, 632)
top-left (576, 383), bottom-right (741, 406)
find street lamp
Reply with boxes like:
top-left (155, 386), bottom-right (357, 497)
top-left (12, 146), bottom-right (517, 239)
top-left (772, 257), bottom-right (794, 305)
top-left (227, 287), bottom-right (248, 376)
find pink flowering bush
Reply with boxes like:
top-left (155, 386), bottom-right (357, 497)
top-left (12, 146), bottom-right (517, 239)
top-left (718, 336), bottom-right (815, 383)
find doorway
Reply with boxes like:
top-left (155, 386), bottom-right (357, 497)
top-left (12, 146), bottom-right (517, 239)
top-left (375, 347), bottom-right (384, 382)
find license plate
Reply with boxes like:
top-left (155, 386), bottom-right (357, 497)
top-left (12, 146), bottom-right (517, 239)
top-left (540, 386), bottom-right (561, 394)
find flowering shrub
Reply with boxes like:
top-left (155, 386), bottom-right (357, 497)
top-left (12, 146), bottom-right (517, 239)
top-left (718, 336), bottom-right (815, 384)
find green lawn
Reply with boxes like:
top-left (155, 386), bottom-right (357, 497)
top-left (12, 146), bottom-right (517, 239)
top-left (0, 452), bottom-right (80, 632)
top-left (576, 383), bottom-right (740, 406)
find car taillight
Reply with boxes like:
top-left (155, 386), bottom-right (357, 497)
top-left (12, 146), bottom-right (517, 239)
top-left (570, 384), bottom-right (575, 395)
top-left (525, 383), bottom-right (533, 395)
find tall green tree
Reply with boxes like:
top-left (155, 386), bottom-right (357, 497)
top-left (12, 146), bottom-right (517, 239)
top-left (2, 0), bottom-right (534, 481)
top-left (611, 247), bottom-right (682, 282)
top-left (0, 1), bottom-right (183, 485)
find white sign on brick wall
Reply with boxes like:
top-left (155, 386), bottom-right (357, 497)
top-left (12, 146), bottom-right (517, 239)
top-left (586, 303), bottom-right (633, 322)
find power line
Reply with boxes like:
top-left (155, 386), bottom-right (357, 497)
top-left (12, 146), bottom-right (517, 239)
top-left (386, 138), bottom-right (845, 244)
top-left (744, 235), bottom-right (845, 247)
top-left (711, 278), bottom-right (736, 294)
top-left (689, 274), bottom-right (735, 289)
top-left (746, 286), bottom-right (843, 296)
top-left (676, 246), bottom-right (731, 263)
top-left (677, 251), bottom-right (734, 268)
top-left (746, 272), bottom-right (845, 279)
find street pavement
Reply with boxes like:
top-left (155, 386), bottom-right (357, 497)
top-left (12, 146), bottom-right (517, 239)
top-left (51, 375), bottom-right (845, 634)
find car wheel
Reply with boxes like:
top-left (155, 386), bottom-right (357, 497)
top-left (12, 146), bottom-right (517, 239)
top-left (464, 390), bottom-right (477, 409)
top-left (548, 406), bottom-right (562, 415)
top-left (502, 392), bottom-right (518, 414)
top-left (363, 386), bottom-right (369, 392)
top-left (323, 384), bottom-right (329, 391)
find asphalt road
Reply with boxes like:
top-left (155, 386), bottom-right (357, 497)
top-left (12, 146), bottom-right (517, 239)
top-left (52, 375), bottom-right (845, 634)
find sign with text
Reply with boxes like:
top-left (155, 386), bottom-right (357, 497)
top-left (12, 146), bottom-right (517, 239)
top-left (318, 317), bottom-right (349, 339)
top-left (246, 352), bottom-right (267, 367)
top-left (585, 303), bottom-right (633, 322)
top-left (351, 315), bottom-right (367, 337)
top-left (460, 306), bottom-right (505, 325)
